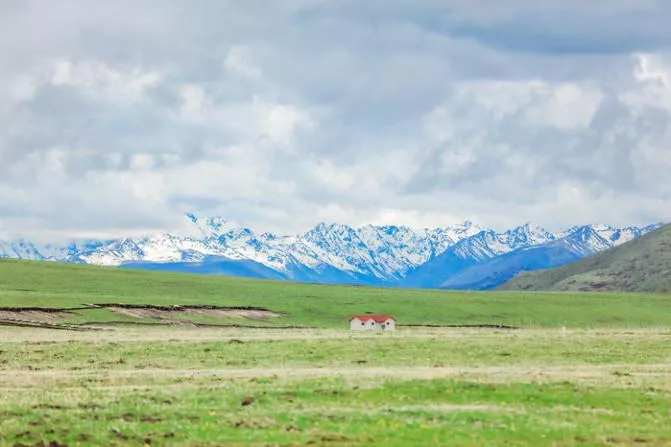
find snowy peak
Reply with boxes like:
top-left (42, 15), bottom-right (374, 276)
top-left (607, 224), bottom-right (662, 245)
top-left (186, 213), bottom-right (247, 238)
top-left (507, 222), bottom-right (555, 245)
top-left (448, 223), bottom-right (555, 262)
top-left (0, 239), bottom-right (45, 260)
top-left (305, 223), bottom-right (362, 248)
top-left (492, 223), bottom-right (556, 253)
top-left (552, 226), bottom-right (611, 257)
top-left (561, 224), bottom-right (646, 255)
top-left (444, 221), bottom-right (484, 241)
top-left (355, 225), bottom-right (449, 278)
top-left (558, 223), bottom-right (662, 247)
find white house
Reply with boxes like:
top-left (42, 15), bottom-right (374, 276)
top-left (349, 314), bottom-right (396, 331)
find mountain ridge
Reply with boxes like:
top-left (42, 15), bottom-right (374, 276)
top-left (0, 215), bottom-right (663, 289)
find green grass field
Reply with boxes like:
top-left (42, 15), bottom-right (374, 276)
top-left (2, 259), bottom-right (671, 328)
top-left (2, 259), bottom-right (671, 446)
top-left (1, 328), bottom-right (671, 446)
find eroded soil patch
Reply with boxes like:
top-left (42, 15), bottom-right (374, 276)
top-left (99, 304), bottom-right (283, 321)
top-left (0, 307), bottom-right (95, 331)
top-left (0, 308), bottom-right (75, 324)
top-left (0, 304), bottom-right (284, 330)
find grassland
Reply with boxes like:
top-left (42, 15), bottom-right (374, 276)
top-left (1, 327), bottom-right (671, 446)
top-left (2, 259), bottom-right (671, 328)
top-left (2, 259), bottom-right (671, 446)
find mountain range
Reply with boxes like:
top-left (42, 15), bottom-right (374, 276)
top-left (0, 214), bottom-right (662, 290)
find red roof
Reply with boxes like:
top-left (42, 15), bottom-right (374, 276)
top-left (349, 314), bottom-right (395, 323)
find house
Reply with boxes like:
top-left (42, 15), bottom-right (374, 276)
top-left (349, 314), bottom-right (396, 331)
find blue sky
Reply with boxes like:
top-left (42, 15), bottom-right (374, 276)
top-left (1, 0), bottom-right (671, 240)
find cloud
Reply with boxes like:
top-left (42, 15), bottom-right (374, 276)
top-left (1, 0), bottom-right (671, 241)
top-left (438, 0), bottom-right (671, 54)
top-left (50, 60), bottom-right (163, 103)
top-left (623, 53), bottom-right (671, 111)
top-left (176, 85), bottom-right (315, 147)
top-left (225, 46), bottom-right (263, 79)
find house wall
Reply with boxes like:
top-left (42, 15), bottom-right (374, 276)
top-left (350, 318), bottom-right (366, 330)
top-left (350, 318), bottom-right (396, 330)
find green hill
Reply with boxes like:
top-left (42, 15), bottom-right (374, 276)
top-left (1, 258), bottom-right (671, 328)
top-left (501, 223), bottom-right (671, 293)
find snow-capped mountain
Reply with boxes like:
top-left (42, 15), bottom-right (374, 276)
top-left (401, 222), bottom-right (557, 288)
top-left (557, 224), bottom-right (659, 256)
top-left (0, 239), bottom-right (46, 260)
top-left (401, 222), bottom-right (664, 289)
top-left (0, 215), bottom-right (663, 289)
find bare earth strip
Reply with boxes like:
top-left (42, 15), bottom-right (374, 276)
top-left (2, 364), bottom-right (671, 389)
top-left (106, 306), bottom-right (282, 321)
top-left (3, 326), bottom-right (670, 343)
top-left (0, 310), bottom-right (72, 323)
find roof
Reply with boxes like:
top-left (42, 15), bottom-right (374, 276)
top-left (349, 314), bottom-right (395, 323)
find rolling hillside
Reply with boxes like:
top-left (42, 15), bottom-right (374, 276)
top-left (501, 224), bottom-right (671, 292)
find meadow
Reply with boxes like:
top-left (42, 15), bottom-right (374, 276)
top-left (2, 327), bottom-right (671, 446)
top-left (2, 259), bottom-right (671, 328)
top-left (1, 259), bottom-right (671, 446)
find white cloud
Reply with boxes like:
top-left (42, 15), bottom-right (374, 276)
top-left (9, 75), bottom-right (38, 102)
top-left (369, 208), bottom-right (471, 230)
top-left (256, 99), bottom-right (315, 146)
top-left (129, 154), bottom-right (156, 171)
top-left (1, 1), bottom-right (671, 240)
top-left (633, 54), bottom-right (671, 86)
top-left (309, 159), bottom-right (356, 192)
top-left (178, 84), bottom-right (209, 123)
top-left (177, 85), bottom-right (315, 148)
top-left (225, 46), bottom-right (263, 79)
top-left (51, 60), bottom-right (162, 103)
top-left (523, 83), bottom-right (603, 130)
top-left (622, 54), bottom-right (671, 111)
top-left (445, 80), bottom-right (603, 131)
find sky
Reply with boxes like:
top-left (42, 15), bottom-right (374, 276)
top-left (1, 0), bottom-right (671, 241)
